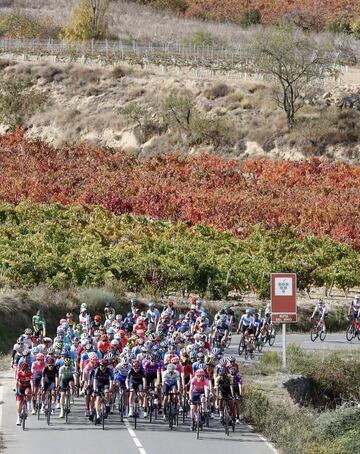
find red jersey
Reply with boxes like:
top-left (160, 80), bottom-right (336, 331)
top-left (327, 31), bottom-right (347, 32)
top-left (17, 370), bottom-right (32, 388)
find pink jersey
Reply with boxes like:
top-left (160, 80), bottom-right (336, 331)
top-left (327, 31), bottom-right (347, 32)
top-left (191, 376), bottom-right (209, 393)
top-left (31, 361), bottom-right (46, 378)
top-left (83, 362), bottom-right (93, 381)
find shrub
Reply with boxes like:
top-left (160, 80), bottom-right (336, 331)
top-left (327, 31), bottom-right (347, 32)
top-left (0, 13), bottom-right (60, 39)
top-left (240, 9), bottom-right (261, 27)
top-left (255, 351), bottom-right (282, 375)
top-left (204, 83), bottom-right (232, 100)
top-left (351, 18), bottom-right (360, 39)
top-left (189, 114), bottom-right (230, 148)
top-left (327, 16), bottom-right (351, 34)
top-left (0, 78), bottom-right (47, 130)
top-left (183, 29), bottom-right (216, 47)
top-left (153, 0), bottom-right (188, 14)
top-left (62, 0), bottom-right (109, 42)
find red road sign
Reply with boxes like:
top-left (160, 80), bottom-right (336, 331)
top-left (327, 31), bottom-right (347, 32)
top-left (271, 273), bottom-right (297, 323)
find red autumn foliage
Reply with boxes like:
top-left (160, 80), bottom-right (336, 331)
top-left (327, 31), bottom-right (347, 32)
top-left (0, 130), bottom-right (359, 249)
top-left (185, 0), bottom-right (360, 28)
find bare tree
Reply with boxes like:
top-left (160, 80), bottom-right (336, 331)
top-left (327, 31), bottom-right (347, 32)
top-left (252, 28), bottom-right (339, 128)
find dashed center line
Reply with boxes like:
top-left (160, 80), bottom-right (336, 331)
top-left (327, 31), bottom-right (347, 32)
top-left (124, 419), bottom-right (149, 454)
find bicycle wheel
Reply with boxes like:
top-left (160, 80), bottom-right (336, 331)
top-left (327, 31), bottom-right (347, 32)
top-left (244, 347), bottom-right (249, 360)
top-left (119, 392), bottom-right (124, 423)
top-left (224, 406), bottom-right (229, 436)
top-left (168, 403), bottom-right (173, 430)
top-left (268, 329), bottom-right (276, 346)
top-left (310, 328), bottom-right (318, 342)
top-left (22, 405), bottom-right (26, 431)
top-left (102, 401), bottom-right (105, 430)
top-left (257, 339), bottom-right (263, 353)
top-left (196, 408), bottom-right (200, 440)
top-left (46, 393), bottom-right (51, 426)
top-left (238, 339), bottom-right (244, 356)
top-left (320, 330), bottom-right (327, 341)
top-left (65, 393), bottom-right (70, 423)
top-left (346, 324), bottom-right (354, 342)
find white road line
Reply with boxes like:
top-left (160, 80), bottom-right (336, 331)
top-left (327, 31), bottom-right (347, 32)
top-left (124, 419), bottom-right (149, 454)
top-left (247, 423), bottom-right (278, 454)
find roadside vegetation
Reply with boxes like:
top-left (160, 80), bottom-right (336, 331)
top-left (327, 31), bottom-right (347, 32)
top-left (241, 346), bottom-right (360, 454)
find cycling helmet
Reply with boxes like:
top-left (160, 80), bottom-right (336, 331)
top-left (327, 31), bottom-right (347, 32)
top-left (32, 347), bottom-right (40, 355)
top-left (36, 353), bottom-right (45, 361)
top-left (63, 357), bottom-right (71, 366)
top-left (111, 339), bottom-right (119, 347)
top-left (116, 314), bottom-right (122, 321)
top-left (229, 367), bottom-right (237, 375)
top-left (43, 337), bottom-right (52, 344)
top-left (89, 352), bottom-right (98, 361)
top-left (149, 302), bottom-right (156, 308)
top-left (17, 335), bottom-right (26, 344)
top-left (47, 347), bottom-right (55, 355)
top-left (94, 314), bottom-right (101, 322)
top-left (132, 360), bottom-right (140, 369)
top-left (100, 359), bottom-right (108, 367)
top-left (206, 356), bottom-right (214, 365)
top-left (218, 367), bottom-right (227, 376)
top-left (22, 349), bottom-right (30, 357)
top-left (227, 355), bottom-right (235, 362)
top-left (47, 357), bottom-right (55, 365)
top-left (195, 369), bottom-right (205, 376)
top-left (197, 363), bottom-right (207, 371)
top-left (20, 362), bottom-right (29, 371)
top-left (167, 363), bottom-right (176, 372)
top-left (62, 351), bottom-right (71, 358)
top-left (219, 358), bottom-right (228, 367)
top-left (171, 356), bottom-right (180, 364)
top-left (24, 328), bottom-right (32, 335)
top-left (106, 352), bottom-right (114, 361)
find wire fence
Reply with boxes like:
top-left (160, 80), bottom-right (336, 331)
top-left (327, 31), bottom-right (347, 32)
top-left (0, 38), bottom-right (349, 80)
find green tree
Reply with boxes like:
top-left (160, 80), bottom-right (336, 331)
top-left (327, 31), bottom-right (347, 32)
top-left (62, 0), bottom-right (109, 42)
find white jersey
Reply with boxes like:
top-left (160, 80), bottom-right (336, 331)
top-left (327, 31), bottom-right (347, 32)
top-left (315, 303), bottom-right (329, 317)
top-left (351, 299), bottom-right (360, 312)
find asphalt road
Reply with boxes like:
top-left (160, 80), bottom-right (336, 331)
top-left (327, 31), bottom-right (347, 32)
top-left (1, 332), bottom-right (358, 454)
top-left (0, 369), bottom-right (275, 454)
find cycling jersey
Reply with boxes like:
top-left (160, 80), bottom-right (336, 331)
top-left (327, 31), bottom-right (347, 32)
top-left (162, 370), bottom-right (180, 385)
top-left (190, 376), bottom-right (209, 393)
top-left (240, 314), bottom-right (254, 327)
top-left (42, 366), bottom-right (59, 383)
top-left (58, 365), bottom-right (75, 382)
top-left (17, 370), bottom-right (32, 388)
top-left (94, 367), bottom-right (114, 385)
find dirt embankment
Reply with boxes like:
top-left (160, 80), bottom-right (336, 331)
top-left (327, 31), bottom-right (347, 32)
top-left (0, 59), bottom-right (360, 162)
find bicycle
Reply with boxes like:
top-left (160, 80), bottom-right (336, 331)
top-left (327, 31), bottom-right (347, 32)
top-left (346, 318), bottom-right (360, 342)
top-left (166, 391), bottom-right (179, 430)
top-left (244, 336), bottom-right (255, 360)
top-left (261, 323), bottom-right (276, 346)
top-left (255, 335), bottom-right (264, 353)
top-left (20, 398), bottom-right (28, 431)
top-left (94, 391), bottom-right (108, 430)
top-left (43, 389), bottom-right (52, 426)
top-left (133, 389), bottom-right (141, 430)
top-left (223, 398), bottom-right (235, 436)
top-left (35, 387), bottom-right (42, 420)
top-left (147, 386), bottom-right (158, 423)
top-left (181, 385), bottom-right (190, 424)
top-left (64, 387), bottom-right (71, 424)
top-left (237, 333), bottom-right (245, 355)
top-left (117, 387), bottom-right (126, 423)
top-left (194, 400), bottom-right (203, 440)
top-left (310, 318), bottom-right (326, 342)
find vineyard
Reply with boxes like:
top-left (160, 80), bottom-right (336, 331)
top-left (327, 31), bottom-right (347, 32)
top-left (0, 131), bottom-right (359, 248)
top-left (0, 202), bottom-right (358, 297)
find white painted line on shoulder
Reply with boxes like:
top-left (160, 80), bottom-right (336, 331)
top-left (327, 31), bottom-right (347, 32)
top-left (124, 419), bottom-right (148, 454)
top-left (247, 422), bottom-right (278, 454)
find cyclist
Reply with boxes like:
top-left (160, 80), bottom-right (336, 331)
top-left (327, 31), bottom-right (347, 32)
top-left (143, 353), bottom-right (161, 418)
top-left (41, 357), bottom-right (58, 414)
top-left (31, 352), bottom-right (46, 414)
top-left (237, 308), bottom-right (255, 334)
top-left (212, 315), bottom-right (229, 347)
top-left (94, 358), bottom-right (114, 424)
top-left (146, 303), bottom-right (161, 325)
top-left (58, 356), bottom-right (76, 418)
top-left (104, 302), bottom-right (116, 320)
top-left (310, 299), bottom-right (329, 333)
top-left (162, 363), bottom-right (181, 420)
top-left (126, 359), bottom-right (146, 417)
top-left (32, 310), bottom-right (46, 338)
top-left (348, 295), bottom-right (360, 323)
top-left (189, 368), bottom-right (209, 431)
top-left (16, 362), bottom-right (33, 426)
top-left (215, 367), bottom-right (235, 425)
top-left (230, 366), bottom-right (242, 424)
